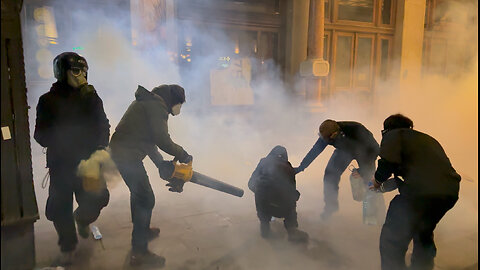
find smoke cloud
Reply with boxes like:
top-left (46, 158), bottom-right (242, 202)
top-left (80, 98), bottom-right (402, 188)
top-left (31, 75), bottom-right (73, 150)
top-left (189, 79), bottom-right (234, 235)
top-left (21, 0), bottom-right (477, 269)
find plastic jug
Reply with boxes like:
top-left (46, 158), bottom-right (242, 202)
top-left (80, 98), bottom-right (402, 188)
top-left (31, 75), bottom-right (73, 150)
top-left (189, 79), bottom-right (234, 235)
top-left (349, 167), bottom-right (366, 202)
top-left (363, 183), bottom-right (386, 226)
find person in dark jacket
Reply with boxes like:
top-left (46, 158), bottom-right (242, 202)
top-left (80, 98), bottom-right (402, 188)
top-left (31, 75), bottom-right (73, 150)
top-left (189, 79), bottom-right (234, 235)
top-left (249, 146), bottom-right (309, 243)
top-left (372, 114), bottom-right (461, 270)
top-left (109, 84), bottom-right (192, 267)
top-left (34, 52), bottom-right (110, 265)
top-left (294, 120), bottom-right (379, 220)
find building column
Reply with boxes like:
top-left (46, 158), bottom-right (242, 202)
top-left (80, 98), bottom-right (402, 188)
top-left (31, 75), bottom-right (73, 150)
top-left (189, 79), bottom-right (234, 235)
top-left (301, 0), bottom-right (329, 110)
top-left (284, 0), bottom-right (310, 90)
top-left (392, 0), bottom-right (427, 90)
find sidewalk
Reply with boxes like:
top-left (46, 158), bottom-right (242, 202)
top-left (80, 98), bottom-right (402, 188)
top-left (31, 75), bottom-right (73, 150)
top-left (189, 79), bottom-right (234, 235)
top-left (32, 168), bottom-right (477, 270)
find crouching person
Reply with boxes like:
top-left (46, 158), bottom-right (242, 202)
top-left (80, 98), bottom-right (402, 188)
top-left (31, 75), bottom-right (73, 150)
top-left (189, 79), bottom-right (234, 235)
top-left (248, 146), bottom-right (308, 243)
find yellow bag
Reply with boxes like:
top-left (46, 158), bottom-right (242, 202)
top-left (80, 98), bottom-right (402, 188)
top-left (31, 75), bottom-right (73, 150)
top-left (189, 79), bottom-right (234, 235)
top-left (77, 150), bottom-right (111, 193)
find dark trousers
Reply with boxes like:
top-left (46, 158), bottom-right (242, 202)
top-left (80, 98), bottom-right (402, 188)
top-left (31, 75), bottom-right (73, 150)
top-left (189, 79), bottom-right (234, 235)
top-left (323, 149), bottom-right (375, 212)
top-left (46, 165), bottom-right (110, 252)
top-left (255, 192), bottom-right (298, 230)
top-left (380, 194), bottom-right (458, 270)
top-left (113, 158), bottom-right (155, 253)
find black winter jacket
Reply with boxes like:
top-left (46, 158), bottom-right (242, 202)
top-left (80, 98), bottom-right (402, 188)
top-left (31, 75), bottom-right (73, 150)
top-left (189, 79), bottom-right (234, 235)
top-left (375, 128), bottom-right (461, 197)
top-left (34, 82), bottom-right (110, 168)
top-left (299, 121), bottom-right (379, 171)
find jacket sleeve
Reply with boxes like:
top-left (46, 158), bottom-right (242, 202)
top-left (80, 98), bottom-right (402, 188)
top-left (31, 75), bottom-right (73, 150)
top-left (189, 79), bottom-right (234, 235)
top-left (298, 137), bottom-right (328, 171)
top-left (375, 131), bottom-right (402, 183)
top-left (146, 145), bottom-right (164, 168)
top-left (34, 95), bottom-right (53, 147)
top-left (148, 104), bottom-right (187, 159)
top-left (248, 159), bottom-right (264, 193)
top-left (87, 86), bottom-right (110, 148)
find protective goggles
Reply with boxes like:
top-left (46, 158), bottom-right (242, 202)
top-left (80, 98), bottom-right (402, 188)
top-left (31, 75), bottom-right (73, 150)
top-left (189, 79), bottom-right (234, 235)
top-left (70, 66), bottom-right (88, 77)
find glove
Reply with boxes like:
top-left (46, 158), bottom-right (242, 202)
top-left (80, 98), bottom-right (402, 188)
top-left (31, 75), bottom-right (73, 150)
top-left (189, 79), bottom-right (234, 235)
top-left (295, 190), bottom-right (301, 201)
top-left (96, 145), bottom-right (107, 151)
top-left (166, 178), bottom-right (184, 193)
top-left (158, 161), bottom-right (175, 180)
top-left (178, 151), bottom-right (193, 164)
top-left (293, 167), bottom-right (303, 175)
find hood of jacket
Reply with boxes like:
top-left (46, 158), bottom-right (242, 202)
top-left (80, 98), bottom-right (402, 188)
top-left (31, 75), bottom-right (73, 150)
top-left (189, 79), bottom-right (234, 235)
top-left (267, 145), bottom-right (288, 161)
top-left (135, 85), bottom-right (159, 101)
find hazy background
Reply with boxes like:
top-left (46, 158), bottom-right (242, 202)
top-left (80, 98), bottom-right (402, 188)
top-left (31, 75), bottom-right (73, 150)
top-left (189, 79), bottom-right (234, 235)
top-left (21, 0), bottom-right (477, 269)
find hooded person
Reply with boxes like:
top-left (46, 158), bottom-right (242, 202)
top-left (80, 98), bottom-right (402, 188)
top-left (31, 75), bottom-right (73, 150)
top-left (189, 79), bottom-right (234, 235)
top-left (109, 84), bottom-right (192, 267)
top-left (248, 146), bottom-right (308, 243)
top-left (34, 52), bottom-right (110, 266)
top-left (372, 114), bottom-right (461, 270)
top-left (294, 119), bottom-right (380, 220)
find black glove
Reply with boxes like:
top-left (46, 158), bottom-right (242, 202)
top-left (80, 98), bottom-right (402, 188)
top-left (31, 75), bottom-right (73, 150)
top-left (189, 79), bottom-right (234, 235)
top-left (178, 151), bottom-right (193, 164)
top-left (293, 167), bottom-right (303, 175)
top-left (158, 161), bottom-right (175, 180)
top-left (295, 190), bottom-right (301, 201)
top-left (96, 145), bottom-right (107, 151)
top-left (166, 178), bottom-right (184, 193)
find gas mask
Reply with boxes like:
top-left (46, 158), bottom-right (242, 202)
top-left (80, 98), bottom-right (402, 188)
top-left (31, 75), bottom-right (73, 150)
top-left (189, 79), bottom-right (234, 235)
top-left (66, 67), bottom-right (88, 89)
top-left (171, 103), bottom-right (182, 116)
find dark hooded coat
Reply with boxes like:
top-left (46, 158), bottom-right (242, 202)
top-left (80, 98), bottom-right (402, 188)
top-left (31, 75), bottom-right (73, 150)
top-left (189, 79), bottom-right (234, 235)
top-left (249, 146), bottom-right (300, 210)
top-left (375, 128), bottom-right (461, 197)
top-left (109, 85), bottom-right (188, 162)
top-left (34, 82), bottom-right (110, 168)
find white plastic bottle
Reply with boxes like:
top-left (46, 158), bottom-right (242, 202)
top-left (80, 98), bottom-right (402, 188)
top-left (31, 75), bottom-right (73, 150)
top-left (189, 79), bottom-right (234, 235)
top-left (90, 225), bottom-right (102, 240)
top-left (363, 183), bottom-right (378, 225)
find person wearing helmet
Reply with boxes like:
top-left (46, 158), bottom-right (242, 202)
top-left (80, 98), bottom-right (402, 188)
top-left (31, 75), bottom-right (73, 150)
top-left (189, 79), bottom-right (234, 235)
top-left (109, 84), bottom-right (192, 267)
top-left (294, 120), bottom-right (379, 220)
top-left (248, 146), bottom-right (309, 242)
top-left (371, 114), bottom-right (461, 270)
top-left (34, 52), bottom-right (110, 266)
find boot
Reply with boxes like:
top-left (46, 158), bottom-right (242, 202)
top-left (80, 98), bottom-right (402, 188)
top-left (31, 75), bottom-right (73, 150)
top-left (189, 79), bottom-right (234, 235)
top-left (57, 251), bottom-right (74, 266)
top-left (260, 222), bottom-right (271, 238)
top-left (75, 215), bottom-right (89, 239)
top-left (320, 206), bottom-right (338, 221)
top-left (76, 221), bottom-right (89, 239)
top-left (147, 227), bottom-right (160, 241)
top-left (130, 250), bottom-right (166, 267)
top-left (287, 228), bottom-right (309, 243)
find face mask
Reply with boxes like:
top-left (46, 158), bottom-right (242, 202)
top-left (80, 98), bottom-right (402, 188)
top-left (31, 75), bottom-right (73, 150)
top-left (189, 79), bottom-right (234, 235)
top-left (66, 68), bottom-right (88, 88)
top-left (171, 103), bottom-right (182, 115)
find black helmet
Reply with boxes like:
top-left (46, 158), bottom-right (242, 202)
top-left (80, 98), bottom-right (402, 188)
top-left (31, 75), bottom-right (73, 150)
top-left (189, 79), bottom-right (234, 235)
top-left (53, 52), bottom-right (88, 82)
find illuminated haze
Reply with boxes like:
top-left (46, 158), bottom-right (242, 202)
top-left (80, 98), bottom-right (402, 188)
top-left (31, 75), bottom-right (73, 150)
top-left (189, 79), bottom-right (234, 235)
top-left (22, 1), bottom-right (477, 269)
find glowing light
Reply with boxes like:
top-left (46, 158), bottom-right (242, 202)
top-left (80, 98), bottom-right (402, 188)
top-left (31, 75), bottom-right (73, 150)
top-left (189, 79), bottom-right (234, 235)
top-left (218, 56), bottom-right (231, 61)
top-left (35, 48), bottom-right (52, 62)
top-left (38, 64), bottom-right (52, 78)
top-left (187, 59), bottom-right (191, 62)
top-left (33, 7), bottom-right (46, 22)
top-left (235, 47), bottom-right (239, 54)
